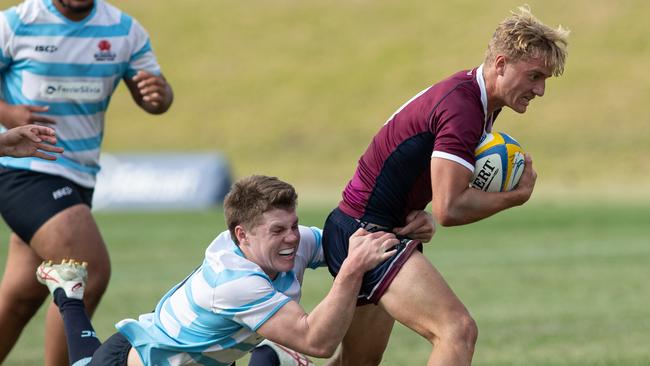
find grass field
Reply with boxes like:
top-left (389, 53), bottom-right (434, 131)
top-left (1, 201), bottom-right (649, 365)
top-left (0, 0), bottom-right (648, 364)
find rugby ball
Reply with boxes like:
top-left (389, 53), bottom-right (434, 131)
top-left (471, 132), bottom-right (525, 192)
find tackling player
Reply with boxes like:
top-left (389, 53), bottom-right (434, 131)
top-left (36, 175), bottom-right (435, 366)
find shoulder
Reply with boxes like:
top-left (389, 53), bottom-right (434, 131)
top-left (297, 226), bottom-right (322, 256)
top-left (298, 226), bottom-right (321, 246)
top-left (391, 69), bottom-right (481, 127)
top-left (204, 231), bottom-right (261, 273)
top-left (1, 0), bottom-right (41, 31)
top-left (196, 237), bottom-right (275, 309)
top-left (430, 69), bottom-right (484, 123)
top-left (95, 1), bottom-right (144, 35)
top-left (434, 69), bottom-right (481, 103)
top-left (96, 1), bottom-right (129, 22)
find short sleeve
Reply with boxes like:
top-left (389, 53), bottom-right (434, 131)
top-left (431, 87), bottom-right (485, 172)
top-left (299, 226), bottom-right (325, 269)
top-left (125, 18), bottom-right (160, 78)
top-left (0, 9), bottom-right (16, 71)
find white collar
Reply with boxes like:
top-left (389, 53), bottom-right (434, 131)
top-left (476, 64), bottom-right (488, 119)
top-left (476, 63), bottom-right (493, 132)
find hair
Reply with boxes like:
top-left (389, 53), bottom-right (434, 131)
top-left (484, 5), bottom-right (570, 76)
top-left (224, 175), bottom-right (297, 244)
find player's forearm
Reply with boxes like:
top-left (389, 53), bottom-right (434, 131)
top-left (434, 186), bottom-right (526, 226)
top-left (299, 259), bottom-right (364, 357)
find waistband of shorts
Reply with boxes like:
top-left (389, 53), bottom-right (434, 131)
top-left (354, 219), bottom-right (391, 232)
top-left (332, 207), bottom-right (393, 233)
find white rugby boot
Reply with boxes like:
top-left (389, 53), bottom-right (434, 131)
top-left (257, 339), bottom-right (316, 366)
top-left (36, 259), bottom-right (88, 300)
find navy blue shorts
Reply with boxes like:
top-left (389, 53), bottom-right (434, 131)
top-left (322, 208), bottom-right (422, 305)
top-left (0, 168), bottom-right (93, 243)
top-left (88, 332), bottom-right (131, 366)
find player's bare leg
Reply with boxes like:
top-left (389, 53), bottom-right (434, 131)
top-left (380, 251), bottom-right (477, 366)
top-left (13, 204), bottom-right (110, 366)
top-left (325, 304), bottom-right (395, 366)
top-left (0, 235), bottom-right (50, 363)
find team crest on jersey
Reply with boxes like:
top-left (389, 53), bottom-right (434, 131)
top-left (94, 40), bottom-right (116, 61)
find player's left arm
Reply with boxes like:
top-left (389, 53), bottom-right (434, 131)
top-left (393, 210), bottom-right (436, 243)
top-left (430, 153), bottom-right (536, 227)
top-left (124, 71), bottom-right (173, 114)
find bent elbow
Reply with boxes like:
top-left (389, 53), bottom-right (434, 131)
top-left (300, 341), bottom-right (337, 358)
top-left (432, 206), bottom-right (464, 227)
top-left (436, 214), bottom-right (460, 227)
top-left (308, 344), bottom-right (337, 359)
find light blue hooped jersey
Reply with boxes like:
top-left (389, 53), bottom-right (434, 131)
top-left (0, 0), bottom-right (160, 187)
top-left (117, 226), bottom-right (325, 366)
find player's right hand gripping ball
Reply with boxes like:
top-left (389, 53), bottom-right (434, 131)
top-left (471, 132), bottom-right (525, 192)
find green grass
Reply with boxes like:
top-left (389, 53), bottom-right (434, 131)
top-left (1, 201), bottom-right (649, 365)
top-left (0, 0), bottom-right (648, 364)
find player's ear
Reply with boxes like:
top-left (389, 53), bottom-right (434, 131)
top-left (234, 225), bottom-right (248, 245)
top-left (495, 55), bottom-right (507, 76)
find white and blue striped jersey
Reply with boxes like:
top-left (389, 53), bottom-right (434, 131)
top-left (116, 225), bottom-right (325, 366)
top-left (0, 0), bottom-right (161, 187)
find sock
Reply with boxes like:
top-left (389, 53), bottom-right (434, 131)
top-left (53, 288), bottom-right (102, 365)
top-left (248, 345), bottom-right (280, 366)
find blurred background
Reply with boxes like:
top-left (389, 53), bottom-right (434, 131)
top-left (0, 0), bottom-right (649, 365)
top-left (102, 0), bottom-right (649, 204)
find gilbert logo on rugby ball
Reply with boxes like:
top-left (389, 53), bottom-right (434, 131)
top-left (471, 132), bottom-right (525, 192)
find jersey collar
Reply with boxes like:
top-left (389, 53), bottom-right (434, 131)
top-left (476, 63), bottom-right (494, 133)
top-left (475, 64), bottom-right (488, 119)
top-left (44, 0), bottom-right (98, 26)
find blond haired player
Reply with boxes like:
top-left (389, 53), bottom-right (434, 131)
top-left (322, 6), bottom-right (569, 365)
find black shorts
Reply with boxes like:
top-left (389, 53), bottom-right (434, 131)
top-left (0, 168), bottom-right (93, 243)
top-left (322, 208), bottom-right (422, 305)
top-left (88, 332), bottom-right (132, 366)
top-left (89, 332), bottom-right (235, 366)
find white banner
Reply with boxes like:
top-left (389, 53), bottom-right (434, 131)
top-left (93, 153), bottom-right (231, 210)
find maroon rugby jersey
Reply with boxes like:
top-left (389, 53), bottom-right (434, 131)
top-left (339, 66), bottom-right (500, 227)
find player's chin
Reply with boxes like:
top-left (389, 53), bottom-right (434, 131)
top-left (512, 103), bottom-right (528, 114)
top-left (65, 0), bottom-right (94, 12)
top-left (514, 98), bottom-right (532, 113)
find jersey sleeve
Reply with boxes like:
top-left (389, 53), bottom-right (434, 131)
top-left (299, 226), bottom-right (325, 269)
top-left (0, 9), bottom-right (16, 72)
top-left (212, 272), bottom-right (291, 331)
top-left (430, 87), bottom-right (485, 172)
top-left (125, 18), bottom-right (161, 78)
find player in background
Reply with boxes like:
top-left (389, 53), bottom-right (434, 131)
top-left (36, 175), bottom-right (435, 366)
top-left (322, 6), bottom-right (569, 366)
top-left (0, 125), bottom-right (63, 159)
top-left (0, 0), bottom-right (173, 364)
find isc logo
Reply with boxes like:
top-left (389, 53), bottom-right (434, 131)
top-left (35, 45), bottom-right (58, 53)
top-left (52, 186), bottom-right (73, 200)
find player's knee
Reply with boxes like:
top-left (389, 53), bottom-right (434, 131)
top-left (439, 312), bottom-right (478, 350)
